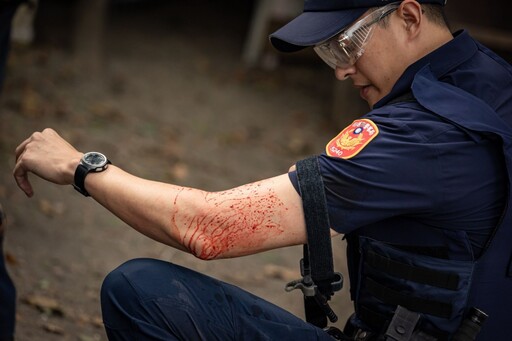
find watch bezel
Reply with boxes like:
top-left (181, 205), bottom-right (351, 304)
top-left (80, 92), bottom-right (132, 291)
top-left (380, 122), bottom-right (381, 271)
top-left (82, 151), bottom-right (109, 169)
top-left (73, 152), bottom-right (111, 196)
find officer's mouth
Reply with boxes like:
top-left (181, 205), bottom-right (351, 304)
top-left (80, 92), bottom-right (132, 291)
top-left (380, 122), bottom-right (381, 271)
top-left (355, 84), bottom-right (372, 102)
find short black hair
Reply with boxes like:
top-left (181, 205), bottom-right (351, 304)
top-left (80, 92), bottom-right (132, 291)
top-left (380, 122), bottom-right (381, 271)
top-left (376, 3), bottom-right (450, 30)
top-left (422, 4), bottom-right (450, 29)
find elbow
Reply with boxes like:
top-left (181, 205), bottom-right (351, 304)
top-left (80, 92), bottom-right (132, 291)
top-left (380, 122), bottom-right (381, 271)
top-left (189, 235), bottom-right (225, 261)
top-left (185, 213), bottom-right (227, 260)
top-left (178, 192), bottom-right (234, 261)
top-left (172, 192), bottom-right (225, 260)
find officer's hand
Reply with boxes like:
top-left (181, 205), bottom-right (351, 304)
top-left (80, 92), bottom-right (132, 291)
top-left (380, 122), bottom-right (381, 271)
top-left (13, 128), bottom-right (83, 197)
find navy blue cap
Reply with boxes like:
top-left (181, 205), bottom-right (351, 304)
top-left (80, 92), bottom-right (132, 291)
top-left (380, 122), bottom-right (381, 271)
top-left (270, 0), bottom-right (447, 52)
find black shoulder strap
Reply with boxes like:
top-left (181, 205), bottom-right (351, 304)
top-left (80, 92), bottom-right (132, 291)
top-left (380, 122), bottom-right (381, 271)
top-left (296, 156), bottom-right (335, 284)
top-left (285, 156), bottom-right (342, 328)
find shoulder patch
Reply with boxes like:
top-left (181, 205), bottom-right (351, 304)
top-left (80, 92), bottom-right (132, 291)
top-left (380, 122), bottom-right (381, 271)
top-left (326, 119), bottom-right (379, 159)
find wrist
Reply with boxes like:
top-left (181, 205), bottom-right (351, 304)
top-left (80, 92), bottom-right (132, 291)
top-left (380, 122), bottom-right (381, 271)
top-left (73, 152), bottom-right (111, 197)
top-left (67, 154), bottom-right (83, 184)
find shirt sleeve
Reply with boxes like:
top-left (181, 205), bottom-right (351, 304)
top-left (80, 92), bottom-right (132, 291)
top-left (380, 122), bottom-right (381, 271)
top-left (318, 115), bottom-right (441, 234)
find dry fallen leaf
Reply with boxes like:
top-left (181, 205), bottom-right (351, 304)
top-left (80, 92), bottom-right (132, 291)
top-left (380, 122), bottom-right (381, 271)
top-left (38, 199), bottom-right (65, 217)
top-left (78, 334), bottom-right (102, 341)
top-left (5, 252), bottom-right (18, 266)
top-left (75, 313), bottom-right (104, 329)
top-left (23, 294), bottom-right (65, 317)
top-left (42, 322), bottom-right (65, 335)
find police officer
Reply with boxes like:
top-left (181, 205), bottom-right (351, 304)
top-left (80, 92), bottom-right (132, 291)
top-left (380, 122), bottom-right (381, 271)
top-left (13, 0), bottom-right (512, 340)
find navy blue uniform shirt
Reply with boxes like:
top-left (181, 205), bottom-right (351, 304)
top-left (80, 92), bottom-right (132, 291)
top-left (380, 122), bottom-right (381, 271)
top-left (290, 30), bottom-right (512, 259)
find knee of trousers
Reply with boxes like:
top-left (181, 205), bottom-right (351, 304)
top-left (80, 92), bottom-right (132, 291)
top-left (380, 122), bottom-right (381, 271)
top-left (100, 258), bottom-right (188, 322)
top-left (101, 258), bottom-right (209, 332)
top-left (100, 258), bottom-right (160, 322)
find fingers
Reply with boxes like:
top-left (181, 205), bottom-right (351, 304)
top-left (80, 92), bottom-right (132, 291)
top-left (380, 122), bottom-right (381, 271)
top-left (14, 134), bottom-right (34, 197)
top-left (13, 129), bottom-right (53, 197)
top-left (14, 129), bottom-right (50, 162)
top-left (15, 135), bottom-right (32, 162)
top-left (13, 159), bottom-right (33, 197)
top-left (13, 128), bottom-right (80, 196)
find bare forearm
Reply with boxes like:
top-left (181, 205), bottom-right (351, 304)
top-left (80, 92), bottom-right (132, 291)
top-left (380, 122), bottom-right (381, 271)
top-left (86, 167), bottom-right (306, 259)
top-left (14, 129), bottom-right (308, 259)
top-left (86, 166), bottom-right (189, 252)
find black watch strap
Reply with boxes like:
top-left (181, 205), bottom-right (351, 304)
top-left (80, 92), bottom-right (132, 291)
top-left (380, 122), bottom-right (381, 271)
top-left (73, 159), bottom-right (111, 197)
top-left (73, 164), bottom-right (90, 196)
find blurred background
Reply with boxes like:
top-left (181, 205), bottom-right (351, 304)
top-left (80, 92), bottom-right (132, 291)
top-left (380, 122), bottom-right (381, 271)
top-left (0, 0), bottom-right (510, 340)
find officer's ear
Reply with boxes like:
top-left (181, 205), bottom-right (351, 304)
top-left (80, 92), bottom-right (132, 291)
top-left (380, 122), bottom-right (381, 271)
top-left (397, 0), bottom-right (422, 38)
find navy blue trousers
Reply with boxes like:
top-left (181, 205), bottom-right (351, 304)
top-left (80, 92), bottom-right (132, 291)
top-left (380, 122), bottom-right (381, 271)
top-left (101, 258), bottom-right (333, 340)
top-left (0, 236), bottom-right (16, 341)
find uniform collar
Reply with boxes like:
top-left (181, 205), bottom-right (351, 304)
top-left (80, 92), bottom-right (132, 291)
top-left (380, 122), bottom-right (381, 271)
top-left (374, 30), bottom-right (478, 109)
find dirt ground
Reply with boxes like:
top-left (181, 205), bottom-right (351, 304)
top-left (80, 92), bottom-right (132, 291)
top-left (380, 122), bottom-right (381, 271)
top-left (0, 1), bottom-right (355, 340)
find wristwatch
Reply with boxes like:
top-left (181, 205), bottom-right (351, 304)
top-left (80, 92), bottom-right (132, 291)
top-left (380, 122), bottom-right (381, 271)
top-left (73, 152), bottom-right (111, 197)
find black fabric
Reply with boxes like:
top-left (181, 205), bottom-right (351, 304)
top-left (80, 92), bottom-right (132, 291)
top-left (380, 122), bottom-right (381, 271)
top-left (304, 296), bottom-right (327, 328)
top-left (365, 278), bottom-right (452, 319)
top-left (390, 244), bottom-right (450, 260)
top-left (386, 91), bottom-right (416, 105)
top-left (358, 305), bottom-right (389, 331)
top-left (73, 164), bottom-right (90, 196)
top-left (296, 156), bottom-right (334, 284)
top-left (296, 156), bottom-right (336, 328)
top-left (365, 250), bottom-right (460, 290)
top-left (0, 234), bottom-right (16, 341)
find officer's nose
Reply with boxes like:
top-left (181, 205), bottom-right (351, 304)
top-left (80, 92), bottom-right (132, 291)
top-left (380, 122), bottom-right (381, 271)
top-left (335, 65), bottom-right (356, 81)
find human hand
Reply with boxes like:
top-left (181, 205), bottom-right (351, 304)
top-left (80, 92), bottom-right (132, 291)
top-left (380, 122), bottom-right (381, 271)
top-left (13, 128), bottom-right (83, 197)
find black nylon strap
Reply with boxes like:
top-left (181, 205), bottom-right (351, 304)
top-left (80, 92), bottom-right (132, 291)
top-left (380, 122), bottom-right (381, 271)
top-left (296, 156), bottom-right (334, 285)
top-left (366, 278), bottom-right (453, 319)
top-left (366, 250), bottom-right (460, 290)
top-left (304, 296), bottom-right (327, 328)
top-left (296, 156), bottom-right (335, 328)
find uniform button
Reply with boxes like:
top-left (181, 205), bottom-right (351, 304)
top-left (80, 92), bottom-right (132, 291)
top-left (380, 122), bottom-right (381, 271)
top-left (395, 325), bottom-right (406, 334)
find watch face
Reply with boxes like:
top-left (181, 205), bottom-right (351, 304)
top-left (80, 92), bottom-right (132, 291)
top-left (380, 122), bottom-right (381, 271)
top-left (83, 152), bottom-right (107, 167)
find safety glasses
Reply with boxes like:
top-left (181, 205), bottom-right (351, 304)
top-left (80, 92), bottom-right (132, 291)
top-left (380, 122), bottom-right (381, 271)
top-left (314, 2), bottom-right (401, 70)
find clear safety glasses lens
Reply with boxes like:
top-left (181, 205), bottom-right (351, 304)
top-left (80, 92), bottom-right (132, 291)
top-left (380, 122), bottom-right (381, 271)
top-left (314, 2), bottom-right (400, 70)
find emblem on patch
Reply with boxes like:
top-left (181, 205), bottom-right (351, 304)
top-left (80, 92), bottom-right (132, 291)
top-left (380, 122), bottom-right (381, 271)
top-left (326, 119), bottom-right (379, 159)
